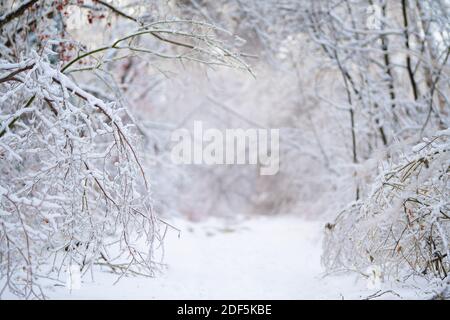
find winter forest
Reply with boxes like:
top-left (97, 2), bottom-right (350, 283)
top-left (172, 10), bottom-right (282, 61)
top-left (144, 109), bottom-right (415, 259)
top-left (0, 0), bottom-right (449, 300)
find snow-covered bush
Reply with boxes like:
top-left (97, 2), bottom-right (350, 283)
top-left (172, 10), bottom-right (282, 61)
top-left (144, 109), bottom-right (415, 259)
top-left (0, 0), bottom-right (248, 298)
top-left (0, 54), bottom-right (158, 299)
top-left (323, 129), bottom-right (450, 282)
top-left (305, 0), bottom-right (450, 287)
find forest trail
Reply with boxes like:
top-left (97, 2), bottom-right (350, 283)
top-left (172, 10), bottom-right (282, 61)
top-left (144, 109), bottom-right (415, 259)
top-left (46, 216), bottom-right (425, 300)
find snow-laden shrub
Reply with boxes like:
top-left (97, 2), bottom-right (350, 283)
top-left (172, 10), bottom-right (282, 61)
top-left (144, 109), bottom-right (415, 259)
top-left (0, 0), bottom-right (249, 299)
top-left (0, 54), bottom-right (159, 299)
top-left (323, 129), bottom-right (450, 281)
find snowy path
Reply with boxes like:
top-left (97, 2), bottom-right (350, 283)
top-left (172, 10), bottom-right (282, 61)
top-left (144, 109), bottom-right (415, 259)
top-left (47, 216), bottom-right (425, 299)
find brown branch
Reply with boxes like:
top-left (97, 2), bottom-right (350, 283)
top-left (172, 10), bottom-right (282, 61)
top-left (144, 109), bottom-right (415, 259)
top-left (83, 161), bottom-right (119, 208)
top-left (401, 0), bottom-right (419, 101)
top-left (0, 64), bottom-right (34, 83)
top-left (0, 0), bottom-right (38, 29)
top-left (94, 0), bottom-right (195, 49)
top-left (380, 4), bottom-right (396, 110)
top-left (94, 0), bottom-right (138, 22)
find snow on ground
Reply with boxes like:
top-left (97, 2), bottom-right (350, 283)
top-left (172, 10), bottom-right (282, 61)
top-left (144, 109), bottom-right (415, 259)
top-left (42, 215), bottom-right (428, 299)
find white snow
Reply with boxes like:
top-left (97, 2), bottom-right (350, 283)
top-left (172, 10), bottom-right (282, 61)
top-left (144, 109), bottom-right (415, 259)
top-left (39, 215), bottom-right (429, 300)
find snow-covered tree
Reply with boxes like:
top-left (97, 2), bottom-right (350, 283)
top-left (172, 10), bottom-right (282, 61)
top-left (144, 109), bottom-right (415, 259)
top-left (0, 0), bottom-right (248, 298)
